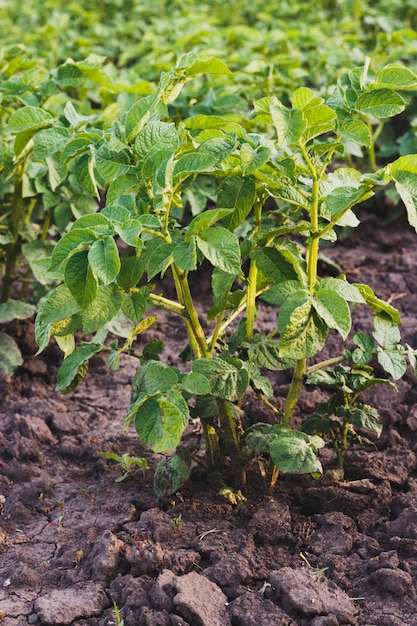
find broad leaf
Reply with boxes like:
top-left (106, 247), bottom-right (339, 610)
top-left (135, 121), bottom-right (179, 178)
top-left (88, 236), bottom-right (121, 285)
top-left (377, 347), bottom-right (407, 380)
top-left (195, 227), bottom-right (242, 275)
top-left (38, 284), bottom-right (81, 324)
top-left (154, 454), bottom-right (192, 497)
top-left (192, 357), bottom-right (249, 401)
top-left (64, 250), bottom-right (98, 307)
top-left (313, 289), bottom-right (351, 339)
top-left (217, 176), bottom-right (256, 230)
top-left (355, 89), bottom-right (406, 119)
top-left (354, 284), bottom-right (402, 324)
top-left (82, 285), bottom-right (122, 333)
top-left (134, 389), bottom-right (189, 452)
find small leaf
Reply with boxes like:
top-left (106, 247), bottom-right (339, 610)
top-left (33, 126), bottom-right (70, 159)
top-left (377, 347), bottom-right (407, 380)
top-left (247, 336), bottom-right (296, 371)
top-left (135, 121), bottom-right (179, 178)
top-left (354, 284), bottom-right (402, 324)
top-left (339, 119), bottom-right (371, 148)
top-left (179, 372), bottom-right (211, 395)
top-left (352, 332), bottom-right (374, 364)
top-left (49, 227), bottom-right (97, 273)
top-left (318, 278), bottom-right (365, 304)
top-left (56, 344), bottom-right (101, 392)
top-left (347, 404), bottom-right (382, 437)
top-left (8, 106), bottom-right (53, 131)
top-left (373, 313), bottom-right (401, 349)
top-left (122, 290), bottom-right (149, 324)
top-left (174, 136), bottom-right (236, 178)
top-left (0, 334), bottom-right (23, 375)
top-left (0, 300), bottom-right (36, 323)
top-left (154, 454), bottom-right (192, 497)
top-left (269, 425), bottom-right (324, 474)
top-left (117, 257), bottom-right (144, 290)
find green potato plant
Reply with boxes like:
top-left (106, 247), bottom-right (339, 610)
top-left (20, 53), bottom-right (417, 495)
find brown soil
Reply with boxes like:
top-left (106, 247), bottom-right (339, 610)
top-left (1, 214), bottom-right (417, 626)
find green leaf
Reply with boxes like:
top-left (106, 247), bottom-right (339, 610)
top-left (173, 239), bottom-right (197, 271)
top-left (0, 334), bottom-right (23, 375)
top-left (354, 284), bottom-right (402, 324)
top-left (8, 105), bottom-right (53, 131)
top-left (278, 297), bottom-right (328, 359)
top-left (147, 242), bottom-right (176, 280)
top-left (347, 404), bottom-right (382, 437)
top-left (318, 277), bottom-right (365, 304)
top-left (154, 454), bottom-right (192, 497)
top-left (122, 290), bottom-right (149, 324)
top-left (88, 236), bottom-right (121, 285)
top-left (179, 54), bottom-right (232, 77)
top-left (211, 267), bottom-right (236, 311)
top-left (373, 313), bottom-right (401, 349)
top-left (269, 425), bottom-right (324, 474)
top-left (186, 208), bottom-right (232, 239)
top-left (135, 389), bottom-right (189, 453)
top-left (391, 170), bottom-right (417, 232)
top-left (217, 176), bottom-right (256, 230)
top-left (125, 95), bottom-right (168, 142)
top-left (114, 219), bottom-right (144, 248)
top-left (49, 228), bottom-right (97, 273)
top-left (135, 121), bottom-right (179, 178)
top-left (94, 144), bottom-right (131, 181)
top-left (376, 64), bottom-right (417, 89)
top-left (82, 285), bottom-right (122, 333)
top-left (313, 289), bottom-right (351, 339)
top-left (245, 363), bottom-right (274, 397)
top-left (339, 119), bottom-right (371, 148)
top-left (247, 336), bottom-right (296, 371)
top-left (133, 361), bottom-right (179, 396)
top-left (64, 250), bottom-right (98, 307)
top-left (192, 357), bottom-right (249, 401)
top-left (251, 248), bottom-right (299, 284)
top-left (56, 344), bottom-right (101, 392)
top-left (270, 103), bottom-right (306, 147)
top-left (179, 372), bottom-right (211, 395)
top-left (240, 144), bottom-right (271, 175)
top-left (324, 185), bottom-right (369, 217)
top-left (302, 104), bottom-right (336, 141)
top-left (352, 332), bottom-right (374, 364)
top-left (0, 300), bottom-right (36, 323)
top-left (38, 284), bottom-right (81, 324)
top-left (117, 257), bottom-right (144, 290)
top-left (174, 135), bottom-right (236, 178)
top-left (355, 89), bottom-right (406, 119)
top-left (195, 227), bottom-right (242, 276)
top-left (33, 126), bottom-right (70, 159)
top-left (377, 347), bottom-right (407, 380)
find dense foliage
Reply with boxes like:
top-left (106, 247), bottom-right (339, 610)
top-left (1, 1), bottom-right (417, 493)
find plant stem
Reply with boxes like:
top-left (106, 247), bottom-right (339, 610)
top-left (282, 358), bottom-right (307, 425)
top-left (246, 200), bottom-right (263, 342)
top-left (216, 398), bottom-right (246, 488)
top-left (2, 165), bottom-right (24, 302)
top-left (201, 419), bottom-right (221, 468)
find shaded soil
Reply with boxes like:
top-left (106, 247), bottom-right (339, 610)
top-left (1, 214), bottom-right (417, 625)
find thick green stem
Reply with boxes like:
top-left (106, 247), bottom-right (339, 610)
top-left (282, 358), bottom-right (307, 425)
top-left (246, 259), bottom-right (258, 342)
top-left (2, 166), bottom-right (24, 303)
top-left (201, 419), bottom-right (221, 469)
top-left (216, 398), bottom-right (246, 488)
top-left (246, 200), bottom-right (263, 342)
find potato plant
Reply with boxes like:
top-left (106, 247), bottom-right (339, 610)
top-left (10, 54), bottom-right (417, 494)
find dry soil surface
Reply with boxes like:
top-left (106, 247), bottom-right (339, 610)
top-left (1, 214), bottom-right (417, 626)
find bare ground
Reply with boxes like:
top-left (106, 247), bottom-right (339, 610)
top-left (1, 213), bottom-right (417, 626)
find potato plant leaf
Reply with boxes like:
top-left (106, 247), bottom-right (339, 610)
top-left (313, 289), bottom-right (351, 339)
top-left (0, 334), bottom-right (23, 375)
top-left (195, 227), bottom-right (242, 276)
top-left (192, 357), bottom-right (248, 401)
top-left (81, 285), bottom-right (122, 333)
top-left (355, 89), bottom-right (406, 119)
top-left (56, 343), bottom-right (101, 392)
top-left (217, 175), bottom-right (256, 230)
top-left (88, 236), bottom-right (121, 285)
top-left (134, 389), bottom-right (189, 453)
top-left (154, 453), bottom-right (192, 497)
top-left (64, 250), bottom-right (98, 307)
top-left (0, 300), bottom-right (36, 323)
